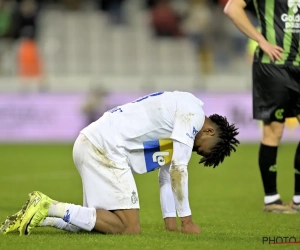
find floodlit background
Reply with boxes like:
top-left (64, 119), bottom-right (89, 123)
top-left (0, 0), bottom-right (255, 91)
top-left (0, 0), bottom-right (298, 142)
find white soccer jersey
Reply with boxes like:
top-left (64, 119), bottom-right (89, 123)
top-left (81, 91), bottom-right (205, 174)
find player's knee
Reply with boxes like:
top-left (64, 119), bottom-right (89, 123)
top-left (263, 129), bottom-right (283, 142)
top-left (262, 122), bottom-right (284, 144)
top-left (123, 224), bottom-right (141, 235)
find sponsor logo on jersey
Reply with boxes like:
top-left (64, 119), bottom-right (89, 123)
top-left (186, 133), bottom-right (193, 139)
top-left (186, 126), bottom-right (199, 140)
top-left (282, 0), bottom-right (300, 32)
top-left (193, 126), bottom-right (199, 135)
top-left (143, 139), bottom-right (173, 172)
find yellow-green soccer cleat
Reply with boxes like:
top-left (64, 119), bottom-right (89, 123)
top-left (0, 197), bottom-right (31, 234)
top-left (19, 191), bottom-right (53, 236)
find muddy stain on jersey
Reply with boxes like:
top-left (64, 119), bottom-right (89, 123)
top-left (91, 144), bottom-right (121, 184)
top-left (177, 112), bottom-right (195, 124)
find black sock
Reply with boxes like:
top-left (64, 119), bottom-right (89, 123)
top-left (294, 142), bottom-right (300, 196)
top-left (259, 143), bottom-right (278, 196)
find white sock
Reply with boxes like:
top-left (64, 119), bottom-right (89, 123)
top-left (41, 217), bottom-right (81, 232)
top-left (293, 195), bottom-right (300, 204)
top-left (48, 202), bottom-right (96, 231)
top-left (48, 201), bottom-right (68, 218)
top-left (264, 194), bottom-right (280, 204)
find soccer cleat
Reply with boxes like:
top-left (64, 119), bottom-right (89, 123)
top-left (290, 201), bottom-right (300, 212)
top-left (0, 198), bottom-right (31, 234)
top-left (263, 200), bottom-right (298, 214)
top-left (19, 191), bottom-right (53, 236)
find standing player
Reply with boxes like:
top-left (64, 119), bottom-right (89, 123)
top-left (224, 0), bottom-right (300, 213)
top-left (0, 91), bottom-right (239, 235)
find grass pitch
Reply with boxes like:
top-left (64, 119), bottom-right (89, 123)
top-left (0, 143), bottom-right (299, 250)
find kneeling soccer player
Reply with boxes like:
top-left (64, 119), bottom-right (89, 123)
top-left (1, 91), bottom-right (239, 235)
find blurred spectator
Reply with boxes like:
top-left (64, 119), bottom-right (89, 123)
top-left (150, 0), bottom-right (183, 38)
top-left (145, 0), bottom-right (159, 9)
top-left (17, 26), bottom-right (44, 92)
top-left (97, 0), bottom-right (127, 25)
top-left (169, 0), bottom-right (189, 19)
top-left (11, 0), bottom-right (40, 40)
top-left (61, 0), bottom-right (83, 10)
top-left (218, 0), bottom-right (228, 7)
top-left (182, 0), bottom-right (213, 74)
top-left (82, 87), bottom-right (108, 125)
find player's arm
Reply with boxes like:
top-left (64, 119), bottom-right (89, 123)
top-left (224, 0), bottom-right (283, 61)
top-left (158, 165), bottom-right (178, 232)
top-left (168, 97), bottom-right (204, 233)
top-left (224, 0), bottom-right (264, 43)
top-left (158, 140), bottom-right (198, 233)
top-left (169, 140), bottom-right (200, 234)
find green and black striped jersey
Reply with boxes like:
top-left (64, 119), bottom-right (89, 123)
top-left (245, 0), bottom-right (300, 65)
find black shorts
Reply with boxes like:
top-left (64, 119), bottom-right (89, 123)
top-left (252, 62), bottom-right (300, 122)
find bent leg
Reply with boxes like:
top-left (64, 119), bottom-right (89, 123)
top-left (37, 201), bottom-right (139, 234)
top-left (46, 202), bottom-right (139, 234)
top-left (93, 209), bottom-right (140, 234)
top-left (57, 207), bottom-right (140, 234)
top-left (93, 209), bottom-right (125, 234)
top-left (32, 193), bottom-right (140, 234)
top-left (72, 134), bottom-right (141, 233)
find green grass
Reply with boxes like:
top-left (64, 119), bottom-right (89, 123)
top-left (0, 143), bottom-right (299, 250)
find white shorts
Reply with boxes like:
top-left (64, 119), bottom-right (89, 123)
top-left (72, 133), bottom-right (140, 210)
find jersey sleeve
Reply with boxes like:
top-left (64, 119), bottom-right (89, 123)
top-left (158, 165), bottom-right (177, 218)
top-left (170, 100), bottom-right (205, 149)
top-left (172, 140), bottom-right (192, 166)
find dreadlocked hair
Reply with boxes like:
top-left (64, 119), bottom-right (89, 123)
top-left (199, 114), bottom-right (240, 168)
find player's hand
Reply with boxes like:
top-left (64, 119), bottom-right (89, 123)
top-left (180, 216), bottom-right (201, 234)
top-left (164, 217), bottom-right (179, 232)
top-left (258, 39), bottom-right (284, 62)
top-left (181, 221), bottom-right (200, 234)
